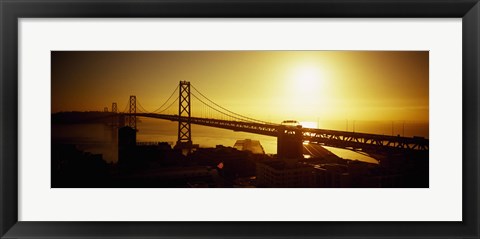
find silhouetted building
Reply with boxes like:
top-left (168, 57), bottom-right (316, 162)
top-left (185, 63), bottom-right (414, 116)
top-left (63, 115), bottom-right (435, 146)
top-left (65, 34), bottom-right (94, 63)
top-left (277, 125), bottom-right (303, 159)
top-left (374, 174), bottom-right (403, 187)
top-left (256, 158), bottom-right (315, 187)
top-left (118, 126), bottom-right (136, 165)
top-left (313, 167), bottom-right (328, 187)
top-left (51, 143), bottom-right (108, 188)
top-left (234, 139), bottom-right (265, 154)
top-left (314, 163), bottom-right (350, 187)
top-left (190, 145), bottom-right (257, 181)
top-left (233, 176), bottom-right (256, 188)
top-left (117, 166), bottom-right (224, 188)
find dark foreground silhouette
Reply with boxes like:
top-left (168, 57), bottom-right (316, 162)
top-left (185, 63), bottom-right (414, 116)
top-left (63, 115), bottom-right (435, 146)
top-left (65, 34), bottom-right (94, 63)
top-left (51, 141), bottom-right (428, 188)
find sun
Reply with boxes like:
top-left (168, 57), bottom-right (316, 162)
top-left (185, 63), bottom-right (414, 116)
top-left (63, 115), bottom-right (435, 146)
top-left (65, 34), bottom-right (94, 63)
top-left (293, 66), bottom-right (322, 94)
top-left (299, 121), bottom-right (318, 128)
top-left (283, 64), bottom-right (326, 116)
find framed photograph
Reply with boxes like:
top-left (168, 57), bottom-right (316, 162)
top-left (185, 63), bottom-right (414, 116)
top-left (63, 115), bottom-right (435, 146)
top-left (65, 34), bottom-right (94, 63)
top-left (1, 0), bottom-right (478, 238)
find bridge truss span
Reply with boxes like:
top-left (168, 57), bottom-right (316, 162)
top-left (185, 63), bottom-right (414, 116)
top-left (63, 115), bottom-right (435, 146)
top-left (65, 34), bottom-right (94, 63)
top-left (134, 113), bottom-right (428, 153)
top-left (302, 128), bottom-right (428, 152)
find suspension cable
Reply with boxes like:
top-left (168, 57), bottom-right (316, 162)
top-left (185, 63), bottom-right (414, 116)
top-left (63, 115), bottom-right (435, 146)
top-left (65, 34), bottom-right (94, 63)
top-left (191, 84), bottom-right (272, 124)
top-left (156, 97), bottom-right (179, 114)
top-left (191, 92), bottom-right (253, 123)
top-left (136, 99), bottom-right (150, 113)
top-left (121, 84), bottom-right (179, 114)
top-left (121, 98), bottom-right (130, 113)
top-left (152, 85), bottom-right (179, 113)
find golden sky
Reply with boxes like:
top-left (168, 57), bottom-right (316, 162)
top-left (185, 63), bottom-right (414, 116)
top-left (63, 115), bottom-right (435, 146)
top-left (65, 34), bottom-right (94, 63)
top-left (51, 51), bottom-right (428, 123)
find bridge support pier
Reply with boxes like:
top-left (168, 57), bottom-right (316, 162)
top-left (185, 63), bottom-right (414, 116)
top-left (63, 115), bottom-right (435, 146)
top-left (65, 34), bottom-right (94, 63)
top-left (277, 126), bottom-right (303, 159)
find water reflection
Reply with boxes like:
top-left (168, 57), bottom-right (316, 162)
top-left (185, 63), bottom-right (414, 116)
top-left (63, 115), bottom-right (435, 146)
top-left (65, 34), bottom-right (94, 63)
top-left (52, 124), bottom-right (118, 163)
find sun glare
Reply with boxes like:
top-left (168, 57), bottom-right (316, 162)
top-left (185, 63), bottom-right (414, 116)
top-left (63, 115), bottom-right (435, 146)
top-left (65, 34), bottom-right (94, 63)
top-left (300, 121), bottom-right (318, 128)
top-left (284, 65), bottom-right (325, 113)
top-left (293, 66), bottom-right (322, 93)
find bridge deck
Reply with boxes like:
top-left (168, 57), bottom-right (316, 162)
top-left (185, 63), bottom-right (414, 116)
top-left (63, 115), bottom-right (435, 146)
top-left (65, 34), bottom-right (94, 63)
top-left (130, 113), bottom-right (428, 153)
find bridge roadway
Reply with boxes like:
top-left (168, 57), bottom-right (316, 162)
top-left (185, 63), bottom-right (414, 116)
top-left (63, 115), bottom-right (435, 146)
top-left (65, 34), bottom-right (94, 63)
top-left (132, 113), bottom-right (428, 153)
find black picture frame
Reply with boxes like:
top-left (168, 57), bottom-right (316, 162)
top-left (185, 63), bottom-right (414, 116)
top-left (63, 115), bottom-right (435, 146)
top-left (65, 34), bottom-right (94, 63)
top-left (1, 0), bottom-right (479, 238)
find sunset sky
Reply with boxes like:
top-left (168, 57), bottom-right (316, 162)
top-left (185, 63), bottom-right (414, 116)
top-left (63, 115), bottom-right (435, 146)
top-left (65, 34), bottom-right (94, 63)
top-left (51, 51), bottom-right (428, 123)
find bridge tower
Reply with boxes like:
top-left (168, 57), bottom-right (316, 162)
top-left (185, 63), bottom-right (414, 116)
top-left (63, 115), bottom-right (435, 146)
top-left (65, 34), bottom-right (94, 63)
top-left (175, 81), bottom-right (193, 152)
top-left (127, 95), bottom-right (136, 130)
top-left (111, 102), bottom-right (118, 127)
top-left (112, 102), bottom-right (117, 113)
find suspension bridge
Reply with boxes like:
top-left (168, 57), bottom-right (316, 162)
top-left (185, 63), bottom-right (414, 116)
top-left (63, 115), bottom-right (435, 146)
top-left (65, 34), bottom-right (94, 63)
top-left (106, 81), bottom-right (428, 158)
